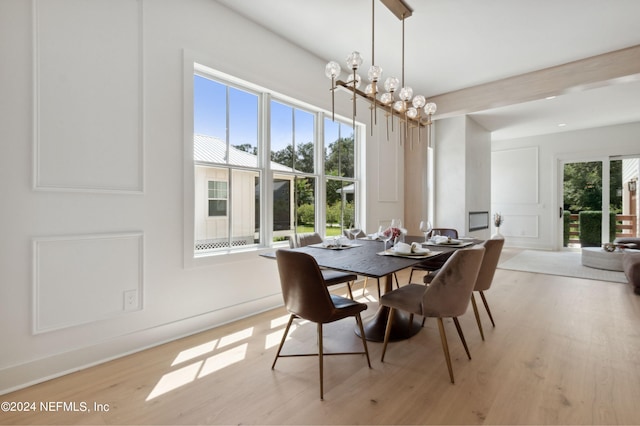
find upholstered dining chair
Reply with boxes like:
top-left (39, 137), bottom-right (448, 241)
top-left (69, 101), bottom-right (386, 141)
top-left (470, 238), bottom-right (504, 340)
top-left (423, 238), bottom-right (505, 340)
top-left (289, 232), bottom-right (357, 299)
top-left (380, 246), bottom-right (485, 384)
top-left (407, 228), bottom-right (459, 284)
top-left (272, 249), bottom-right (371, 400)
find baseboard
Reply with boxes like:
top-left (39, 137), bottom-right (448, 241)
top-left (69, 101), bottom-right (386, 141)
top-left (0, 294), bottom-right (283, 395)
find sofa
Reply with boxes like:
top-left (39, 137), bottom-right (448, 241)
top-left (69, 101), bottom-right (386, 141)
top-left (615, 238), bottom-right (640, 294)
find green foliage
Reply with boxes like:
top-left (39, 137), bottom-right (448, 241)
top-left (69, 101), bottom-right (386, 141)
top-left (326, 201), bottom-right (354, 227)
top-left (564, 162), bottom-right (602, 212)
top-left (296, 203), bottom-right (315, 225)
top-left (294, 177), bottom-right (314, 207)
top-left (325, 136), bottom-right (354, 178)
top-left (578, 211), bottom-right (617, 247)
top-left (563, 160), bottom-right (622, 213)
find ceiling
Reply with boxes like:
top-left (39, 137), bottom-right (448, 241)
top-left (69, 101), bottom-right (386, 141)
top-left (215, 0), bottom-right (640, 140)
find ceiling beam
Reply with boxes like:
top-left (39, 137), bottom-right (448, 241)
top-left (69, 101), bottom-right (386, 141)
top-left (430, 44), bottom-right (640, 120)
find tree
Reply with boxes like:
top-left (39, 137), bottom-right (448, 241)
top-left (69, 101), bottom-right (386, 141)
top-left (563, 160), bottom-right (623, 213)
top-left (232, 143), bottom-right (257, 155)
top-left (325, 136), bottom-right (354, 178)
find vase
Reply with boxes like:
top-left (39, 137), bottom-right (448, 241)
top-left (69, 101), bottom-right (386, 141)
top-left (491, 226), bottom-right (504, 240)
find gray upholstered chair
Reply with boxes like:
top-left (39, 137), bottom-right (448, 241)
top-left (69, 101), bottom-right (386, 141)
top-left (289, 232), bottom-right (357, 299)
top-left (380, 245), bottom-right (485, 383)
top-left (407, 228), bottom-right (459, 284)
top-left (470, 238), bottom-right (504, 340)
top-left (272, 249), bottom-right (371, 399)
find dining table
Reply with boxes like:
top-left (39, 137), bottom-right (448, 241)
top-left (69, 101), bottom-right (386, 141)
top-left (261, 235), bottom-right (481, 342)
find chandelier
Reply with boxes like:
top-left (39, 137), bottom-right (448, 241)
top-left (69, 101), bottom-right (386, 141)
top-left (325, 0), bottom-right (437, 147)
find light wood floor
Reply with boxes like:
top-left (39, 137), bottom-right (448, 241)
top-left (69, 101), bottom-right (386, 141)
top-left (3, 248), bottom-right (640, 425)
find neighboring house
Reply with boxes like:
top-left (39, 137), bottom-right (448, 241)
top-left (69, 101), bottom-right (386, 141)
top-left (193, 134), bottom-right (295, 251)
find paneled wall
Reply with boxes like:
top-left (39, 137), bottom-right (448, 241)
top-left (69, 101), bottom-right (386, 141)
top-left (491, 122), bottom-right (640, 249)
top-left (0, 0), bottom-right (404, 393)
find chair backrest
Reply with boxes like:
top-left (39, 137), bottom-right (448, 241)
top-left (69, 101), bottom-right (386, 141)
top-left (474, 238), bottom-right (505, 291)
top-left (428, 228), bottom-right (459, 239)
top-left (422, 245), bottom-right (485, 318)
top-left (275, 249), bottom-right (336, 323)
top-left (290, 232), bottom-right (323, 248)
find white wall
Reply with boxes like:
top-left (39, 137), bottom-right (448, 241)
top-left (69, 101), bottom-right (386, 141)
top-left (433, 116), bottom-right (492, 239)
top-left (0, 0), bottom-right (404, 393)
top-left (491, 122), bottom-right (640, 250)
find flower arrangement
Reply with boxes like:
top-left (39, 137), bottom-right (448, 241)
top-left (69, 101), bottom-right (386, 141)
top-left (383, 226), bottom-right (405, 241)
top-left (493, 212), bottom-right (503, 227)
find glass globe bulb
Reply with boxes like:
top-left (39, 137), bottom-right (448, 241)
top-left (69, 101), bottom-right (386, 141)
top-left (406, 107), bottom-right (418, 119)
top-left (346, 51), bottom-right (363, 70)
top-left (365, 83), bottom-right (378, 95)
top-left (347, 73), bottom-right (361, 89)
top-left (424, 102), bottom-right (437, 115)
top-left (412, 95), bottom-right (426, 108)
top-left (324, 61), bottom-right (342, 79)
top-left (393, 100), bottom-right (405, 112)
top-left (398, 86), bottom-right (413, 102)
top-left (368, 65), bottom-right (383, 82)
top-left (380, 92), bottom-right (393, 105)
top-left (384, 76), bottom-right (399, 92)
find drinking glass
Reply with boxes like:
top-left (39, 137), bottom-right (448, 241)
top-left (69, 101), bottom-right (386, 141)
top-left (391, 219), bottom-right (402, 229)
top-left (419, 220), bottom-right (432, 243)
top-left (349, 221), bottom-right (362, 240)
top-left (379, 225), bottom-right (393, 251)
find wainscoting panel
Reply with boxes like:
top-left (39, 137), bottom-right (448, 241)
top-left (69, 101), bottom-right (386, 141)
top-left (492, 147), bottom-right (538, 204)
top-left (501, 214), bottom-right (539, 238)
top-left (33, 0), bottom-right (143, 192)
top-left (32, 232), bottom-right (144, 334)
top-left (377, 131), bottom-right (400, 202)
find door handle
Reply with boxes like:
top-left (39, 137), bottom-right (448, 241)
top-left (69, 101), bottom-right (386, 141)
top-left (559, 207), bottom-right (563, 218)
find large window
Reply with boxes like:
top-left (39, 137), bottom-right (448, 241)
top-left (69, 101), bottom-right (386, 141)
top-left (192, 65), bottom-right (361, 255)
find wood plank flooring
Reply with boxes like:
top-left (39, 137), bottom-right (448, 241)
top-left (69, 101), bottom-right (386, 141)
top-left (3, 248), bottom-right (640, 425)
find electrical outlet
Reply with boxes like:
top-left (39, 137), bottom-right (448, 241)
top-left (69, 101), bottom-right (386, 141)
top-left (123, 289), bottom-right (139, 311)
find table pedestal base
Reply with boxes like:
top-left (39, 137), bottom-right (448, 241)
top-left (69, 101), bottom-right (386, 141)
top-left (355, 306), bottom-right (422, 342)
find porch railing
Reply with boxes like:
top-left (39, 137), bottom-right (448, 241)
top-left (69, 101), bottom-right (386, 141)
top-left (567, 213), bottom-right (637, 246)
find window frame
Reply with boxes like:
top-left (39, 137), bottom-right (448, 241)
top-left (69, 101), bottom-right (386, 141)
top-left (183, 56), bottom-right (364, 267)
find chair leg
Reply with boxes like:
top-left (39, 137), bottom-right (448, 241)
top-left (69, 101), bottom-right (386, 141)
top-left (437, 317), bottom-right (455, 384)
top-left (452, 317), bottom-right (471, 360)
top-left (393, 273), bottom-right (400, 288)
top-left (363, 277), bottom-right (381, 299)
top-left (380, 308), bottom-right (395, 362)
top-left (318, 323), bottom-right (324, 400)
top-left (471, 293), bottom-right (485, 341)
top-left (355, 313), bottom-right (372, 368)
top-left (272, 314), bottom-right (295, 369)
top-left (346, 281), bottom-right (354, 300)
top-left (479, 291), bottom-right (495, 327)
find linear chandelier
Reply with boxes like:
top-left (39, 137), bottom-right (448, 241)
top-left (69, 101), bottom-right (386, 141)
top-left (325, 0), bottom-right (437, 147)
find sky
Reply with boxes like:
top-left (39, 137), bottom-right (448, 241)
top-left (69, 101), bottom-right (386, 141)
top-left (194, 74), bottom-right (353, 156)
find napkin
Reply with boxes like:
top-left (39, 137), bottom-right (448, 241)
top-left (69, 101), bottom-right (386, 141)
top-left (432, 235), bottom-right (451, 244)
top-left (393, 242), bottom-right (430, 254)
top-left (393, 242), bottom-right (412, 254)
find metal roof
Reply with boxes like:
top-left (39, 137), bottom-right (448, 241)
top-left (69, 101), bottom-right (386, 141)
top-left (193, 134), bottom-right (294, 172)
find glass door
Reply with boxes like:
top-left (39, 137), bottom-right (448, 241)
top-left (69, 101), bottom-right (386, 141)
top-left (561, 158), bottom-right (635, 248)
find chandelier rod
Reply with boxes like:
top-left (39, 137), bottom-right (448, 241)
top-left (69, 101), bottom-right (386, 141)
top-left (401, 13), bottom-right (405, 88)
